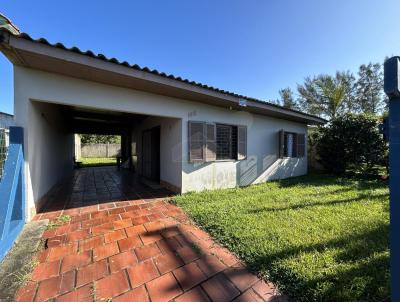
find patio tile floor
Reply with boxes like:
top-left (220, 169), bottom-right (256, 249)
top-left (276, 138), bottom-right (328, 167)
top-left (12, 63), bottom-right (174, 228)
top-left (15, 167), bottom-right (287, 301)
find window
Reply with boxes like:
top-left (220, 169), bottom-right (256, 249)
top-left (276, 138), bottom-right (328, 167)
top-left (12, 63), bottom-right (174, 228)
top-left (216, 124), bottom-right (234, 160)
top-left (284, 132), bottom-right (297, 157)
top-left (278, 130), bottom-right (306, 158)
top-left (188, 121), bottom-right (247, 162)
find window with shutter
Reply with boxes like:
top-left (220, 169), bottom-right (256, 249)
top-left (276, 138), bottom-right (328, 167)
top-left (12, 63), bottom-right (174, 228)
top-left (216, 124), bottom-right (232, 160)
top-left (297, 133), bottom-right (306, 157)
top-left (205, 123), bottom-right (216, 162)
top-left (189, 122), bottom-right (247, 162)
top-left (280, 130), bottom-right (305, 158)
top-left (188, 121), bottom-right (205, 162)
top-left (237, 126), bottom-right (247, 160)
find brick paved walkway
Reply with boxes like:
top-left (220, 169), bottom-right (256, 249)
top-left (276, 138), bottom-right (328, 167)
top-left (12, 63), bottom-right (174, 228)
top-left (15, 167), bottom-right (286, 302)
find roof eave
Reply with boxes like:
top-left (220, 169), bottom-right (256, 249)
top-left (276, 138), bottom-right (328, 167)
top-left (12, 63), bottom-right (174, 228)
top-left (0, 31), bottom-right (326, 125)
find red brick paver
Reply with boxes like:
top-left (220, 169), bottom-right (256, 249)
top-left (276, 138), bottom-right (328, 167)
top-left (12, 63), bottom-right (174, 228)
top-left (173, 262), bottom-right (207, 291)
top-left (146, 272), bottom-right (182, 302)
top-left (95, 270), bottom-right (130, 300)
top-left (201, 274), bottom-right (240, 302)
top-left (127, 259), bottom-right (160, 287)
top-left (19, 167), bottom-right (284, 301)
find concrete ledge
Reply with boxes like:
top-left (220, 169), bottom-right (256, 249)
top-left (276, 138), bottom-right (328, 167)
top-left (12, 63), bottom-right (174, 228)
top-left (0, 220), bottom-right (48, 301)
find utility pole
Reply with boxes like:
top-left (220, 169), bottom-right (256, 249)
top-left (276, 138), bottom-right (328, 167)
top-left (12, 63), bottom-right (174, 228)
top-left (384, 56), bottom-right (400, 301)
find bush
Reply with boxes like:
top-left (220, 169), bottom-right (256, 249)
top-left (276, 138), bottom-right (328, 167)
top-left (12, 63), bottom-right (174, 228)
top-left (316, 114), bottom-right (387, 174)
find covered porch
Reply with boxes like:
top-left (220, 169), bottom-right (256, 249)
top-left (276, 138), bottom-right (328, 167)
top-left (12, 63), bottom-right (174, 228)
top-left (38, 166), bottom-right (175, 215)
top-left (22, 99), bottom-right (183, 219)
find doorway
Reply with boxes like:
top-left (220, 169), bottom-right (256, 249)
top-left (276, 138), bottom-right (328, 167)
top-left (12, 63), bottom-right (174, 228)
top-left (142, 126), bottom-right (160, 182)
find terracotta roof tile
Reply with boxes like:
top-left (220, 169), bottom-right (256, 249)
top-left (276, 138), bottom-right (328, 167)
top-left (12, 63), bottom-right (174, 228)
top-left (2, 31), bottom-right (325, 122)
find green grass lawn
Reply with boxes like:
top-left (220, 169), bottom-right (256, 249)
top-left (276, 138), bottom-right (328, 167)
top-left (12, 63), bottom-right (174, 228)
top-left (79, 157), bottom-right (116, 167)
top-left (174, 174), bottom-right (389, 302)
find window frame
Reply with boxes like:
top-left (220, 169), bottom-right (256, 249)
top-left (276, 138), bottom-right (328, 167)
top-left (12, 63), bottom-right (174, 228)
top-left (215, 123), bottom-right (234, 161)
top-left (188, 121), bottom-right (247, 163)
top-left (280, 130), bottom-right (306, 159)
top-left (283, 131), bottom-right (297, 158)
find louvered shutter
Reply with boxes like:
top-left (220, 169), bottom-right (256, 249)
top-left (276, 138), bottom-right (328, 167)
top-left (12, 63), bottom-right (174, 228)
top-left (237, 126), bottom-right (247, 160)
top-left (188, 121), bottom-right (205, 162)
top-left (297, 133), bottom-right (306, 157)
top-left (278, 130), bottom-right (285, 158)
top-left (205, 123), bottom-right (216, 162)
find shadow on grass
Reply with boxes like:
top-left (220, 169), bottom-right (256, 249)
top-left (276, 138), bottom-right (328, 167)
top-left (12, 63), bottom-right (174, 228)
top-left (247, 192), bottom-right (388, 213)
top-left (245, 223), bottom-right (389, 302)
top-left (275, 173), bottom-right (387, 190)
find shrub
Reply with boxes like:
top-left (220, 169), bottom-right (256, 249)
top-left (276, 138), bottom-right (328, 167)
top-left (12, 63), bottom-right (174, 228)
top-left (316, 114), bottom-right (387, 174)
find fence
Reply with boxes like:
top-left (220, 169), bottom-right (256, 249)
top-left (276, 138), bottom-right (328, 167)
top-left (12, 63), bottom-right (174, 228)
top-left (81, 143), bottom-right (120, 158)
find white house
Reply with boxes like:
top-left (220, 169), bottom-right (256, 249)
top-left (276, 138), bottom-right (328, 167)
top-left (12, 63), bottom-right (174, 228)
top-left (0, 24), bottom-right (325, 220)
top-left (0, 111), bottom-right (14, 129)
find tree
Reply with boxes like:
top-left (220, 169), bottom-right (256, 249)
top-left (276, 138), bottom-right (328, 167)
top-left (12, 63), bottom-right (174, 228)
top-left (315, 114), bottom-right (387, 174)
top-left (277, 87), bottom-right (298, 110)
top-left (297, 71), bottom-right (355, 119)
top-left (354, 63), bottom-right (384, 114)
top-left (80, 134), bottom-right (121, 144)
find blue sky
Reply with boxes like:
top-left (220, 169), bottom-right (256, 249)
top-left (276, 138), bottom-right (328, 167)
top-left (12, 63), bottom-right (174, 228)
top-left (1, 0), bottom-right (400, 115)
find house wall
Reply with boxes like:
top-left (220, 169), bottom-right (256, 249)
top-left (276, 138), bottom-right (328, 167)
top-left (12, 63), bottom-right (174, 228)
top-left (181, 108), bottom-right (307, 192)
top-left (132, 116), bottom-right (182, 191)
top-left (0, 112), bottom-right (15, 129)
top-left (14, 66), bottom-right (307, 218)
top-left (13, 84), bottom-right (74, 219)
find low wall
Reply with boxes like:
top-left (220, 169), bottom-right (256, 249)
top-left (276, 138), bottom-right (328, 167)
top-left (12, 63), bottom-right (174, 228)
top-left (81, 143), bottom-right (120, 158)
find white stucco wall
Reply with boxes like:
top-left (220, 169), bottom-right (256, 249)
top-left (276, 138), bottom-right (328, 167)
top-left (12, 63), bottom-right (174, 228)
top-left (14, 66), bottom-right (308, 217)
top-left (181, 108), bottom-right (307, 192)
top-left (13, 87), bottom-right (74, 219)
top-left (133, 116), bottom-right (182, 190)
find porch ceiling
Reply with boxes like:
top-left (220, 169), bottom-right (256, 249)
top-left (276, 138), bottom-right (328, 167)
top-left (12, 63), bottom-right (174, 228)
top-left (0, 30), bottom-right (326, 125)
top-left (60, 104), bottom-right (149, 135)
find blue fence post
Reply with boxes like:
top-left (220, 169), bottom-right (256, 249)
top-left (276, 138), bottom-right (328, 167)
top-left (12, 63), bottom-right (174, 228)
top-left (0, 126), bottom-right (25, 262)
top-left (384, 57), bottom-right (400, 301)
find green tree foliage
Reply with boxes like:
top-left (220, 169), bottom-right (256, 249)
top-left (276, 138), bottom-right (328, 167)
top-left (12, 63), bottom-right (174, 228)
top-left (277, 87), bottom-right (299, 110)
top-left (315, 114), bottom-right (387, 174)
top-left (281, 61), bottom-right (387, 119)
top-left (297, 71), bottom-right (355, 119)
top-left (355, 63), bottom-right (385, 114)
top-left (80, 134), bottom-right (121, 144)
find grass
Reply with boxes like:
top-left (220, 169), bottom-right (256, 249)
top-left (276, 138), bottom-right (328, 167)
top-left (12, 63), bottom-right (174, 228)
top-left (174, 174), bottom-right (389, 302)
top-left (79, 157), bottom-right (117, 167)
top-left (46, 215), bottom-right (71, 230)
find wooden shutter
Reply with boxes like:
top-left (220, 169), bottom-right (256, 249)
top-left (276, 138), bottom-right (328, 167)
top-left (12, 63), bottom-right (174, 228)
top-left (237, 126), bottom-right (247, 160)
top-left (188, 121), bottom-right (205, 162)
top-left (297, 133), bottom-right (306, 157)
top-left (205, 123), bottom-right (216, 162)
top-left (278, 130), bottom-right (284, 158)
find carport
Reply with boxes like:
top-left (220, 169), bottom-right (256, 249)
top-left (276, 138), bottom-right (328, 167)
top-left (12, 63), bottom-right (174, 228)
top-left (23, 100), bottom-right (182, 218)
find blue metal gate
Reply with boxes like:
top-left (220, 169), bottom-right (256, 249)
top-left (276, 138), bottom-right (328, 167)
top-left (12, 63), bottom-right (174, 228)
top-left (0, 127), bottom-right (25, 261)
